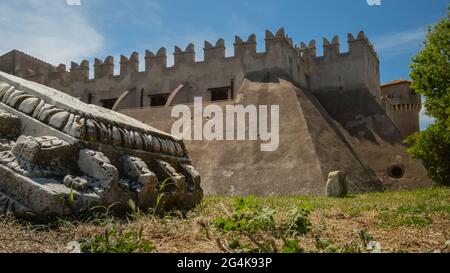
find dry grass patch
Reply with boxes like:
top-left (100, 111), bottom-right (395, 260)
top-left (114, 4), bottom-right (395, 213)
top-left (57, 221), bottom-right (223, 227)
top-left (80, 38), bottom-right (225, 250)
top-left (0, 187), bottom-right (449, 253)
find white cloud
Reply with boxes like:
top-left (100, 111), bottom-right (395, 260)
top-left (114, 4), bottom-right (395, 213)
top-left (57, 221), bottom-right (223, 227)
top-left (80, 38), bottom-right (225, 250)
top-left (0, 0), bottom-right (104, 65)
top-left (373, 26), bottom-right (428, 58)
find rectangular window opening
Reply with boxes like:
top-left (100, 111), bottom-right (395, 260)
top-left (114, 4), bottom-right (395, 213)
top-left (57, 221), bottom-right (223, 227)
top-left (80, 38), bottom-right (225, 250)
top-left (209, 86), bottom-right (231, 101)
top-left (149, 93), bottom-right (169, 107)
top-left (101, 98), bottom-right (118, 110)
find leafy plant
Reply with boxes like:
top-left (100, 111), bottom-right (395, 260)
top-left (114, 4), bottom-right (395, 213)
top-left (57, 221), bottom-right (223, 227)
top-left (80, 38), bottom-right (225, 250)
top-left (281, 239), bottom-right (304, 253)
top-left (148, 177), bottom-right (175, 216)
top-left (215, 196), bottom-right (276, 233)
top-left (407, 10), bottom-right (450, 186)
top-left (215, 197), bottom-right (312, 253)
top-left (280, 206), bottom-right (311, 236)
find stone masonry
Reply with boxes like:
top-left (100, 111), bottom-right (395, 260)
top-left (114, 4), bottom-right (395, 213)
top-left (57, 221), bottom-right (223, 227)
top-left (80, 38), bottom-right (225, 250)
top-left (0, 28), bottom-right (429, 196)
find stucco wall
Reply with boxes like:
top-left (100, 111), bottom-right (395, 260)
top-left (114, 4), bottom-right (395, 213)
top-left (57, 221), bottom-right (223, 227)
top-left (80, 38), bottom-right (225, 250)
top-left (121, 79), bottom-right (387, 195)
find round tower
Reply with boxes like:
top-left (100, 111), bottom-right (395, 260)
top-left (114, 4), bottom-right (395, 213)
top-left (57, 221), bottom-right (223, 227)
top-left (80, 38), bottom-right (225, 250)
top-left (380, 80), bottom-right (422, 138)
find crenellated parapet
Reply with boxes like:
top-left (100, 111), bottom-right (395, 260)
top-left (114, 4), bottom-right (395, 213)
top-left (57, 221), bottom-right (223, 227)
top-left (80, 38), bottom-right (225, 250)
top-left (120, 52), bottom-right (139, 76)
top-left (47, 64), bottom-right (68, 83)
top-left (40, 28), bottom-right (380, 95)
top-left (348, 31), bottom-right (379, 61)
top-left (299, 40), bottom-right (317, 59)
top-left (174, 44), bottom-right (195, 65)
top-left (265, 28), bottom-right (296, 53)
top-left (301, 31), bottom-right (381, 96)
top-left (94, 56), bottom-right (114, 79)
top-left (322, 36), bottom-right (340, 59)
top-left (145, 47), bottom-right (167, 70)
top-left (70, 60), bottom-right (89, 82)
top-left (297, 31), bottom-right (379, 63)
top-left (204, 39), bottom-right (225, 61)
top-left (234, 34), bottom-right (257, 57)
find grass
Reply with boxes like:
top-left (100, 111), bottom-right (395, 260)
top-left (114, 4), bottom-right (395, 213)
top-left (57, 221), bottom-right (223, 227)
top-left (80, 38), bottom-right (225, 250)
top-left (0, 187), bottom-right (449, 253)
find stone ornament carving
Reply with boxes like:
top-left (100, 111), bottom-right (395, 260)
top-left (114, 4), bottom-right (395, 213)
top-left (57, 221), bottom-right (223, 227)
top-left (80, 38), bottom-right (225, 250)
top-left (0, 72), bottom-right (203, 220)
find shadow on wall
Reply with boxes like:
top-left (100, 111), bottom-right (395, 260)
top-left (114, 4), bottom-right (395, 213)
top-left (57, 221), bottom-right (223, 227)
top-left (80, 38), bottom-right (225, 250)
top-left (313, 89), bottom-right (404, 145)
top-left (245, 68), bottom-right (292, 84)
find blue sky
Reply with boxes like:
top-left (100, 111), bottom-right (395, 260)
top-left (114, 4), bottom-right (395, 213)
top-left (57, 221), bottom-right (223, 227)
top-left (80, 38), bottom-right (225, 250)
top-left (0, 0), bottom-right (447, 129)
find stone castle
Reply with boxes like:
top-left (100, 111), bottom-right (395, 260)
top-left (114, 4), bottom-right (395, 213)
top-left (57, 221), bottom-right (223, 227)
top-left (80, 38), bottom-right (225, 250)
top-left (0, 28), bottom-right (431, 195)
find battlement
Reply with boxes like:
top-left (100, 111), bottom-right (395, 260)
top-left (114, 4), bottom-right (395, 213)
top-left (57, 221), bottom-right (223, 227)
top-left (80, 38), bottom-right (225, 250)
top-left (120, 52), bottom-right (139, 76)
top-left (299, 31), bottom-right (379, 62)
top-left (48, 64), bottom-right (68, 82)
top-left (348, 31), bottom-right (379, 61)
top-left (145, 47), bottom-right (167, 69)
top-left (381, 80), bottom-right (422, 110)
top-left (16, 28), bottom-right (380, 93)
top-left (70, 60), bottom-right (89, 81)
top-left (204, 39), bottom-right (225, 61)
top-left (265, 28), bottom-right (295, 52)
top-left (174, 44), bottom-right (196, 65)
top-left (94, 56), bottom-right (114, 79)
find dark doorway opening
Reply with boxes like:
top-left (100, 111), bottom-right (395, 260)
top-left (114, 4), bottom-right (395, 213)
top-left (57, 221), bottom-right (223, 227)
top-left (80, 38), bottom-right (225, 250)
top-left (149, 93), bottom-right (169, 107)
top-left (87, 93), bottom-right (93, 104)
top-left (101, 98), bottom-right (118, 110)
top-left (209, 86), bottom-right (231, 101)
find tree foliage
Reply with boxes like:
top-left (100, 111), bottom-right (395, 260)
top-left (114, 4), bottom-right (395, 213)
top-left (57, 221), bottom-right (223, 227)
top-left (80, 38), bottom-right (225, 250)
top-left (407, 10), bottom-right (450, 186)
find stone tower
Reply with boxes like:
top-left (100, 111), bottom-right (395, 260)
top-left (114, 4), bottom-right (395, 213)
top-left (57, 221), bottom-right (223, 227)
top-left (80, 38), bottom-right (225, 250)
top-left (380, 80), bottom-right (422, 138)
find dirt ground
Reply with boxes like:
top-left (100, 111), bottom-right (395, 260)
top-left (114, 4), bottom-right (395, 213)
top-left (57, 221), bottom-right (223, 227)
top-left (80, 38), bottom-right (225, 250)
top-left (0, 187), bottom-right (449, 253)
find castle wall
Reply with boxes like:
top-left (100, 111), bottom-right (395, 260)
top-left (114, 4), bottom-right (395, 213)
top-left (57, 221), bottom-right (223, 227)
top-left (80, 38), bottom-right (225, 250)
top-left (304, 32), bottom-right (381, 100)
top-left (0, 51), bottom-right (53, 83)
top-left (384, 104), bottom-right (421, 138)
top-left (0, 30), bottom-right (384, 113)
top-left (45, 29), bottom-right (309, 109)
top-left (312, 87), bottom-right (430, 190)
top-left (121, 79), bottom-right (383, 195)
top-left (0, 28), bottom-right (433, 196)
top-left (14, 52), bottom-right (52, 80)
top-left (9, 29), bottom-right (381, 115)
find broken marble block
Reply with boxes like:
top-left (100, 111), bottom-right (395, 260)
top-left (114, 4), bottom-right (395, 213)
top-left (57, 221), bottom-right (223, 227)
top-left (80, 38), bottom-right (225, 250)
top-left (0, 72), bottom-right (203, 220)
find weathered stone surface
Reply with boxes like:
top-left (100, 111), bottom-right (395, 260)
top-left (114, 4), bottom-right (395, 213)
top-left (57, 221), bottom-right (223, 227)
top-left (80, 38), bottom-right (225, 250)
top-left (326, 171), bottom-right (348, 197)
top-left (11, 136), bottom-right (40, 162)
top-left (0, 138), bottom-right (14, 152)
top-left (0, 110), bottom-right (21, 137)
top-left (48, 111), bottom-right (70, 129)
top-left (11, 135), bottom-right (76, 169)
top-left (78, 149), bottom-right (119, 196)
top-left (63, 175), bottom-right (89, 192)
top-left (0, 74), bottom-right (203, 220)
top-left (18, 97), bottom-right (40, 114)
top-left (0, 191), bottom-right (30, 216)
top-left (121, 156), bottom-right (158, 208)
